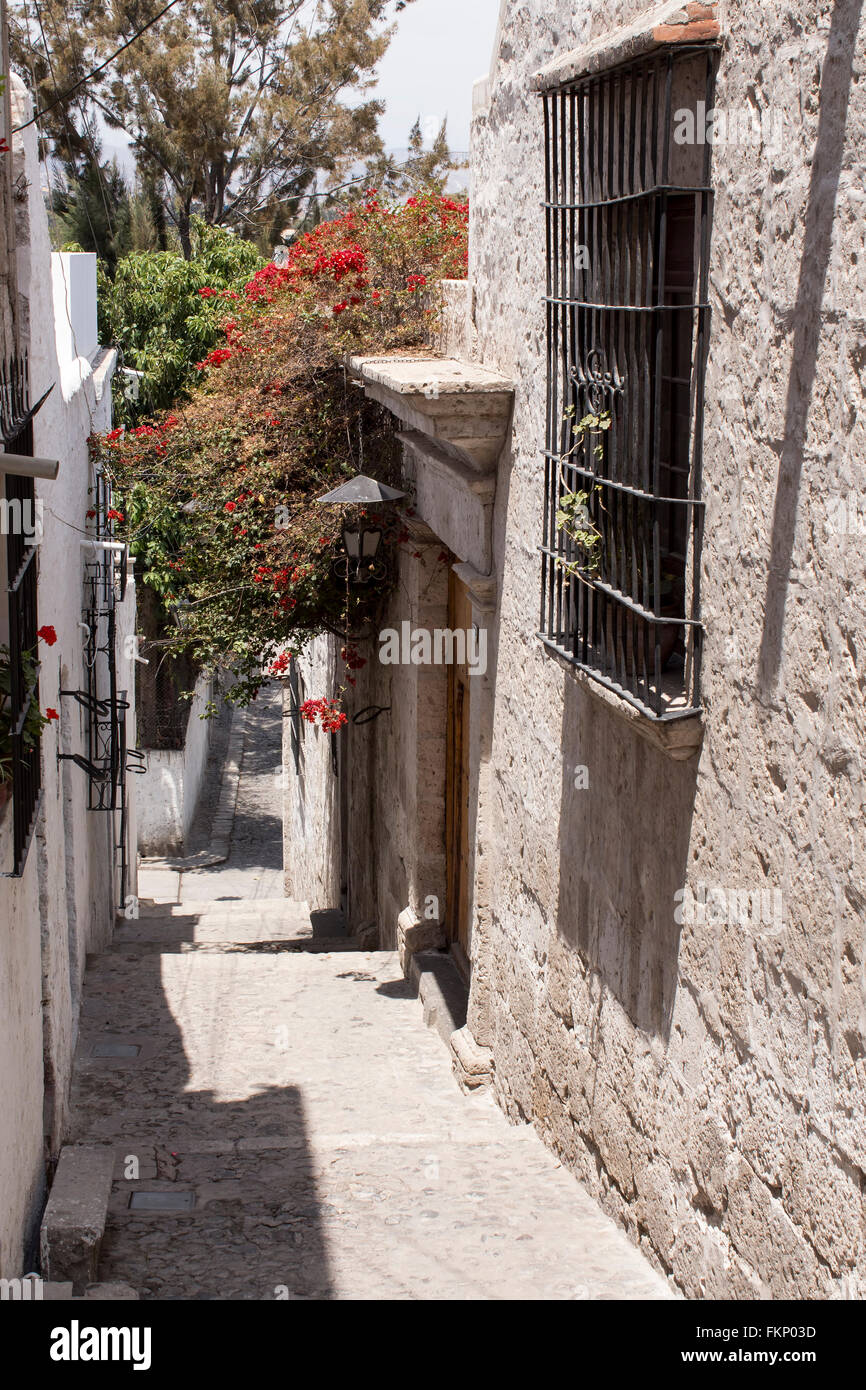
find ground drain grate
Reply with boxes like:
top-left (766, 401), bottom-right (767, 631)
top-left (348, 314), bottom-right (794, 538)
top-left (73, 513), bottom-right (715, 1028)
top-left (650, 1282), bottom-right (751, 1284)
top-left (129, 1191), bottom-right (196, 1212)
top-left (92, 1042), bottom-right (142, 1058)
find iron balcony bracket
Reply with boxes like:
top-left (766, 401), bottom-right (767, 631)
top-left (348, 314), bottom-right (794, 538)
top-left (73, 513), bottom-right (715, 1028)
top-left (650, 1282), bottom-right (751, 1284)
top-left (57, 751), bottom-right (112, 782)
top-left (60, 689), bottom-right (131, 718)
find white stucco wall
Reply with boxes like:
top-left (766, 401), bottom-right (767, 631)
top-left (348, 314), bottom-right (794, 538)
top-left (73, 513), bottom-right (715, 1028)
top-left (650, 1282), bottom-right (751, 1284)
top-left (0, 75), bottom-right (134, 1276)
top-left (137, 673), bottom-right (215, 856)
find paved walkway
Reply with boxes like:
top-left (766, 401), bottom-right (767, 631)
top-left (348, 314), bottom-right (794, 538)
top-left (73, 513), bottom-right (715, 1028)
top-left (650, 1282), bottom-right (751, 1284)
top-left (69, 689), bottom-right (671, 1300)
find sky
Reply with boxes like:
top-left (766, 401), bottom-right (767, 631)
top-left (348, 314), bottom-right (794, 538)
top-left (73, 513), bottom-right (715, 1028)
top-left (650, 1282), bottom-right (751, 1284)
top-left (373, 0), bottom-right (501, 154)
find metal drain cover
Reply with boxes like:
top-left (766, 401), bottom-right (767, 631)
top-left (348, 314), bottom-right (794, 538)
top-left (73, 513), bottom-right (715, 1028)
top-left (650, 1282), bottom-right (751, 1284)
top-left (129, 1191), bottom-right (195, 1212)
top-left (92, 1042), bottom-right (141, 1058)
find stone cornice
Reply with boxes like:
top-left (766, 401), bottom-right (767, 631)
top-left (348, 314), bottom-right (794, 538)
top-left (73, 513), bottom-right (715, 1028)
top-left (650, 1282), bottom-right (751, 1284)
top-left (532, 2), bottom-right (721, 91)
top-left (348, 354), bottom-right (514, 473)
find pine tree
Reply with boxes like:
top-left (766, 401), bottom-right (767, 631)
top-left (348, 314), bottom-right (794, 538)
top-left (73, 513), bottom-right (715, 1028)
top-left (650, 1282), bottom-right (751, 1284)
top-left (11, 0), bottom-right (418, 257)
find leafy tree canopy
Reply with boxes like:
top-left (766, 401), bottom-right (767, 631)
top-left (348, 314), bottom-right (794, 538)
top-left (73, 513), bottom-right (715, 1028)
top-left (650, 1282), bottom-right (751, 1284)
top-left (99, 214), bottom-right (264, 420)
top-left (11, 0), bottom-right (423, 256)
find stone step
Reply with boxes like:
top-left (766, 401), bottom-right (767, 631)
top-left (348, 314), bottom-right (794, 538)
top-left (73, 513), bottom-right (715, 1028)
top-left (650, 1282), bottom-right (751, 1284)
top-left (39, 1145), bottom-right (114, 1293)
top-left (103, 937), bottom-right (363, 956)
top-left (137, 898), bottom-right (310, 920)
top-left (116, 918), bottom-right (318, 945)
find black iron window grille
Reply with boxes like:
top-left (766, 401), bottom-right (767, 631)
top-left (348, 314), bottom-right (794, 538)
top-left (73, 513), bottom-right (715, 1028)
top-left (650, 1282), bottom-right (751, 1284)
top-left (2, 355), bottom-right (50, 876)
top-left (540, 46), bottom-right (716, 720)
top-left (60, 468), bottom-right (143, 905)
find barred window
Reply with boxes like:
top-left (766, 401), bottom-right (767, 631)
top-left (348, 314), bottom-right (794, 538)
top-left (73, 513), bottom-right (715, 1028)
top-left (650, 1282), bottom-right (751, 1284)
top-left (2, 356), bottom-right (43, 876)
top-left (540, 46), bottom-right (716, 720)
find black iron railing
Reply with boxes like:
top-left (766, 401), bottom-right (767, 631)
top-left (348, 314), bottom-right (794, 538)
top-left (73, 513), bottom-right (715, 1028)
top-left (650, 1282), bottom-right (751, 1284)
top-left (539, 46), bottom-right (716, 720)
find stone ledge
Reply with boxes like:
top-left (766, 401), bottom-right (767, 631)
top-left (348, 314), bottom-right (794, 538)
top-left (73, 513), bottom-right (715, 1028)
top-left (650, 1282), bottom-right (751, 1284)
top-left (349, 353), bottom-right (513, 473)
top-left (40, 1145), bottom-right (115, 1291)
top-left (541, 640), bottom-right (704, 761)
top-left (397, 905), bottom-right (445, 973)
top-left (452, 561), bottom-right (497, 615)
top-left (532, 1), bottom-right (720, 91)
top-left (450, 1024), bottom-right (494, 1093)
top-left (409, 950), bottom-right (469, 1047)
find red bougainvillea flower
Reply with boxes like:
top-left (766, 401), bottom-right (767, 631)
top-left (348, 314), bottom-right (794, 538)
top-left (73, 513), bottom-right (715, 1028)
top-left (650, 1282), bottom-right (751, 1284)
top-left (106, 508), bottom-right (125, 522)
top-left (86, 509), bottom-right (96, 519)
top-left (106, 427), bottom-right (124, 443)
top-left (196, 347), bottom-right (232, 370)
top-left (45, 708), bottom-right (59, 721)
top-left (406, 273), bottom-right (427, 292)
top-left (224, 501), bottom-right (237, 513)
top-left (37, 625), bottom-right (58, 646)
top-left (269, 651), bottom-right (292, 676)
top-left (300, 697), bottom-right (347, 733)
top-left (198, 286), bottom-right (217, 298)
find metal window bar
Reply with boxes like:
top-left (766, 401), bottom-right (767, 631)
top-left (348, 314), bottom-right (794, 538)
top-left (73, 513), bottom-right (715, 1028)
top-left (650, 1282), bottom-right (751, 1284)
top-left (62, 563), bottom-right (130, 811)
top-left (2, 355), bottom-right (44, 876)
top-left (540, 46), bottom-right (716, 720)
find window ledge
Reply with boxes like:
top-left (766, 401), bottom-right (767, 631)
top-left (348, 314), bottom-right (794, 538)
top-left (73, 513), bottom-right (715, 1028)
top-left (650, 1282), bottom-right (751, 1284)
top-left (532, 1), bottom-right (720, 91)
top-left (348, 353), bottom-right (514, 473)
top-left (541, 639), bottom-right (704, 761)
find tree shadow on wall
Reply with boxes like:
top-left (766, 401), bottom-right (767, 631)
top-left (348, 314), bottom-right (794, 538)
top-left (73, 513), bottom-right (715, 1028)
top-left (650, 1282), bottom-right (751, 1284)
top-left (556, 674), bottom-right (699, 1043)
top-left (757, 0), bottom-right (864, 693)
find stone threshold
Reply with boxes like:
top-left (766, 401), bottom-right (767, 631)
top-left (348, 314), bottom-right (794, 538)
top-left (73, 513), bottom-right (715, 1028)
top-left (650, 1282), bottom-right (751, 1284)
top-left (397, 906), bottom-right (494, 1091)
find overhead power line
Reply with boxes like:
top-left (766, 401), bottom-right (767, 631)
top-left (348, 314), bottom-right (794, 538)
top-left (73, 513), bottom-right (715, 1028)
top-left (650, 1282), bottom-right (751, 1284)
top-left (12, 0), bottom-right (184, 133)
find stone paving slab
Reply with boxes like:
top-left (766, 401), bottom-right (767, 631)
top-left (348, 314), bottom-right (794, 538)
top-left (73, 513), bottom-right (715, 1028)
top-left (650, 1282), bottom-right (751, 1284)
top-left (69, 678), bottom-right (671, 1300)
top-left (69, 943), bottom-right (672, 1300)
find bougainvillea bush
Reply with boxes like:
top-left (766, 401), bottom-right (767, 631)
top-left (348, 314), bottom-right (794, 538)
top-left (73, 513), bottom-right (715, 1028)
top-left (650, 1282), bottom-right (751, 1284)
top-left (91, 191), bottom-right (469, 712)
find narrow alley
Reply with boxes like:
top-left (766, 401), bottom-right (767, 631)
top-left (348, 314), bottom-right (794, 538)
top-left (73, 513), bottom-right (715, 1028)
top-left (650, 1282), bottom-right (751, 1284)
top-left (65, 690), bottom-right (669, 1301)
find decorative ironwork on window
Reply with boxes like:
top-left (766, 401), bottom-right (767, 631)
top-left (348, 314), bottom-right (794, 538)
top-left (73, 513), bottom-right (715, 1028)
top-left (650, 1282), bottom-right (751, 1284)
top-left (539, 46), bottom-right (716, 720)
top-left (2, 354), bottom-right (49, 876)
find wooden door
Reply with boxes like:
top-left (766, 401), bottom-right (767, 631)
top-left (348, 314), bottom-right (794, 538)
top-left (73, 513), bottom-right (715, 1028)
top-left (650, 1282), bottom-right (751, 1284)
top-left (446, 571), bottom-right (472, 965)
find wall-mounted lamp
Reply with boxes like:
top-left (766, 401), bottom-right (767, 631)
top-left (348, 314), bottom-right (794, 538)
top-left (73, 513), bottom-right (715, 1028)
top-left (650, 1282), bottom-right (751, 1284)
top-left (316, 473), bottom-right (406, 585)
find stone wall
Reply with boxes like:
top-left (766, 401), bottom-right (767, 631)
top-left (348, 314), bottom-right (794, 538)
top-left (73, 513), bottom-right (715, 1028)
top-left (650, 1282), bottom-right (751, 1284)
top-left (466, 0), bottom-right (866, 1296)
top-left (282, 635), bottom-right (342, 911)
top-left (283, 547), bottom-right (451, 948)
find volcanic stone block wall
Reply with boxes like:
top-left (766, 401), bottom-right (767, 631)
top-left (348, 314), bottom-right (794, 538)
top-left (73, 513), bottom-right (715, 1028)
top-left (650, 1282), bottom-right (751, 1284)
top-left (467, 0), bottom-right (866, 1296)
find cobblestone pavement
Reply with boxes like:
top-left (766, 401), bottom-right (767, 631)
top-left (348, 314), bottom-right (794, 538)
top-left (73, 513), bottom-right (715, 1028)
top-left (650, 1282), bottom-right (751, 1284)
top-left (70, 688), bottom-right (671, 1300)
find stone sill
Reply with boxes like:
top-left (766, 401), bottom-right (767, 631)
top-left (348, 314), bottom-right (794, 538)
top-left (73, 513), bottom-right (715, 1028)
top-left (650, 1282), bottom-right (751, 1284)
top-left (532, 2), bottom-right (720, 91)
top-left (349, 353), bottom-right (512, 398)
top-left (541, 639), bottom-right (704, 761)
top-left (349, 353), bottom-right (514, 473)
